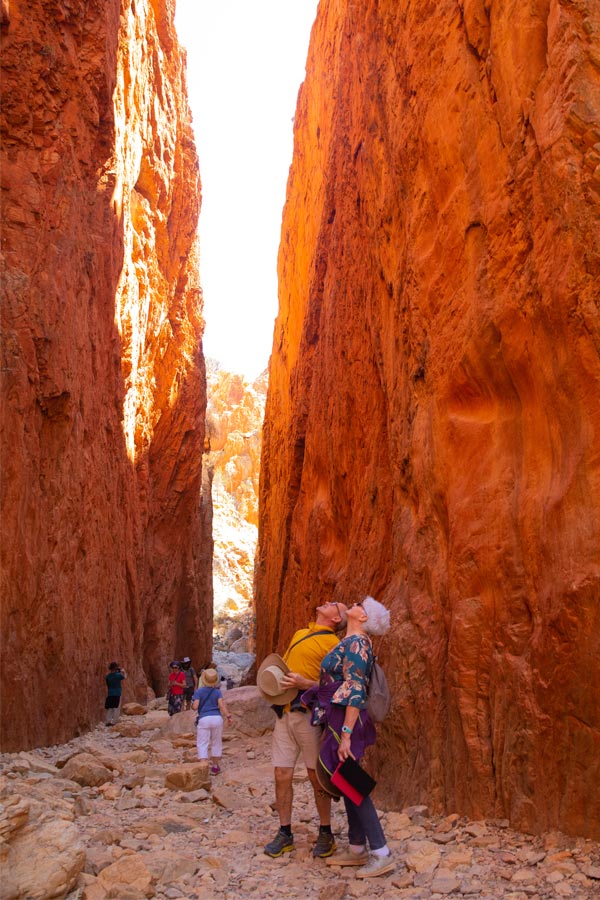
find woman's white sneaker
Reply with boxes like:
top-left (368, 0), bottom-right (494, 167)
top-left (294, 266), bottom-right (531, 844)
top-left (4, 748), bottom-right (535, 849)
top-left (356, 853), bottom-right (395, 878)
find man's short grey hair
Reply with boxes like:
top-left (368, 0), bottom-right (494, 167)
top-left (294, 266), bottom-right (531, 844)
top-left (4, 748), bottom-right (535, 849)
top-left (362, 596), bottom-right (391, 636)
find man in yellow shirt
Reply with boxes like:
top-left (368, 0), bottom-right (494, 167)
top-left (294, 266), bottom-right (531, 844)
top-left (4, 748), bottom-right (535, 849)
top-left (262, 601), bottom-right (347, 859)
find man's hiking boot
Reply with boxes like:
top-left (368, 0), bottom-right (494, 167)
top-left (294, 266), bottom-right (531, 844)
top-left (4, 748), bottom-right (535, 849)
top-left (312, 831), bottom-right (336, 858)
top-left (264, 829), bottom-right (294, 857)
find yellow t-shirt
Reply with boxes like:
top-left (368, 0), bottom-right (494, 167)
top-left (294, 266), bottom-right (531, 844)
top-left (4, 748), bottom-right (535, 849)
top-left (283, 622), bottom-right (340, 683)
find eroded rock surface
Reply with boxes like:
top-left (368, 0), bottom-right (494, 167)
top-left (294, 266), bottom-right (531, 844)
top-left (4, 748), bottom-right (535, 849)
top-left (256, 0), bottom-right (600, 839)
top-left (0, 0), bottom-right (210, 750)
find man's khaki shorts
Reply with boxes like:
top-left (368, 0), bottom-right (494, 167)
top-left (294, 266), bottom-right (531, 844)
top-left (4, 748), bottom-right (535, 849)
top-left (271, 711), bottom-right (321, 769)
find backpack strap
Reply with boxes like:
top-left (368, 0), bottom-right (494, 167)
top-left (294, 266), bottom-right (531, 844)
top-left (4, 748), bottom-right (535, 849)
top-left (195, 686), bottom-right (217, 724)
top-left (280, 629), bottom-right (336, 713)
top-left (285, 629), bottom-right (334, 657)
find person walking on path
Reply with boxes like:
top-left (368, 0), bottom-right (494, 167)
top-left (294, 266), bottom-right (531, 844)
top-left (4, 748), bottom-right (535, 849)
top-left (302, 595), bottom-right (395, 878)
top-left (192, 667), bottom-right (233, 774)
top-left (104, 662), bottom-right (126, 726)
top-left (167, 660), bottom-right (186, 716)
top-left (181, 657), bottom-right (197, 710)
top-left (258, 601), bottom-right (348, 859)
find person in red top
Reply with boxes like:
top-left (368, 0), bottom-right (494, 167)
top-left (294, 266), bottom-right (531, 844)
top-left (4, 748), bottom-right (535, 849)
top-left (167, 660), bottom-right (186, 716)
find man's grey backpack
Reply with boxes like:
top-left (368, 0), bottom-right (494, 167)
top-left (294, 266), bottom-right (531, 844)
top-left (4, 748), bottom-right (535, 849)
top-left (367, 659), bottom-right (391, 723)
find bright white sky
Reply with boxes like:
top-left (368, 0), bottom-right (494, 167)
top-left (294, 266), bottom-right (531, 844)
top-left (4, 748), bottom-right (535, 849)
top-left (174, 1), bottom-right (319, 381)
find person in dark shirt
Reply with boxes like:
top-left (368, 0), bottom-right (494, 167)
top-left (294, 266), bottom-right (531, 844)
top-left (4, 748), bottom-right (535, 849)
top-left (104, 662), bottom-right (126, 726)
top-left (181, 656), bottom-right (198, 710)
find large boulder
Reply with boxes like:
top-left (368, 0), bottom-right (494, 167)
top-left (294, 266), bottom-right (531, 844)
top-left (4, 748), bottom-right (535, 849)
top-left (224, 685), bottom-right (275, 736)
top-left (0, 786), bottom-right (84, 900)
top-left (60, 752), bottom-right (114, 787)
top-left (121, 703), bottom-right (147, 716)
top-left (96, 854), bottom-right (154, 898)
top-left (160, 709), bottom-right (196, 736)
top-left (164, 762), bottom-right (210, 793)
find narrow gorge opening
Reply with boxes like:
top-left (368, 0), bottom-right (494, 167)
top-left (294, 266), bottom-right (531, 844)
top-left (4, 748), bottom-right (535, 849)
top-left (174, 1), bottom-right (318, 680)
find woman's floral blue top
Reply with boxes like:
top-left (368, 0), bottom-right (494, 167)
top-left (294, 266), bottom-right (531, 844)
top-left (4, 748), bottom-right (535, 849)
top-left (320, 634), bottom-right (374, 708)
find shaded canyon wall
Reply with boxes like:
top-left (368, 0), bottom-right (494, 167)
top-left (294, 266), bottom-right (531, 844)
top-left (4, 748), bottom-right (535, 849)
top-left (0, 0), bottom-right (211, 750)
top-left (256, 0), bottom-right (600, 838)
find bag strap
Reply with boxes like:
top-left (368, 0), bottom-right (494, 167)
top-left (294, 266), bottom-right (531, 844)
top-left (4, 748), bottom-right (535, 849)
top-left (198, 685), bottom-right (217, 714)
top-left (285, 629), bottom-right (333, 657)
top-left (360, 633), bottom-right (377, 682)
top-left (280, 629), bottom-right (336, 711)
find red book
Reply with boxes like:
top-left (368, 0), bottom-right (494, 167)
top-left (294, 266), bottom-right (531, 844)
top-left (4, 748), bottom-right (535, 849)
top-left (330, 758), bottom-right (377, 806)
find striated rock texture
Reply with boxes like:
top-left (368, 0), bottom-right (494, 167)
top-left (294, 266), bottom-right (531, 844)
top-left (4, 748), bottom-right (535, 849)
top-left (0, 0), bottom-right (211, 750)
top-left (205, 360), bottom-right (267, 650)
top-left (257, 0), bottom-right (600, 839)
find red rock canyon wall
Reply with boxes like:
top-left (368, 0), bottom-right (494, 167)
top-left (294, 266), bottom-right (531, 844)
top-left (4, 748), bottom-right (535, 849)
top-left (257, 0), bottom-right (600, 838)
top-left (0, 0), bottom-right (211, 750)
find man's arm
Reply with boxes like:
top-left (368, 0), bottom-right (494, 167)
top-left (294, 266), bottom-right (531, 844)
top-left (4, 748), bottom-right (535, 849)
top-left (280, 672), bottom-right (318, 691)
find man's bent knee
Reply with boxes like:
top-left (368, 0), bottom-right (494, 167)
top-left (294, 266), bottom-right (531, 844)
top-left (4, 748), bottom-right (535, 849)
top-left (307, 767), bottom-right (329, 797)
top-left (306, 767), bottom-right (320, 786)
top-left (274, 766), bottom-right (294, 785)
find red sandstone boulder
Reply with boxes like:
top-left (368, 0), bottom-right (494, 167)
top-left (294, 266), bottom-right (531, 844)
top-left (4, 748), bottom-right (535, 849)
top-left (61, 752), bottom-right (114, 787)
top-left (164, 762), bottom-right (210, 792)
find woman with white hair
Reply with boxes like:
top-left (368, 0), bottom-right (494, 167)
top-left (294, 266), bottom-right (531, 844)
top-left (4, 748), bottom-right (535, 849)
top-left (302, 595), bottom-right (394, 878)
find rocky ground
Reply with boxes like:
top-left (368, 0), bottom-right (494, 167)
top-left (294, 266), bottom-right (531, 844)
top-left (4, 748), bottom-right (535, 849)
top-left (1, 689), bottom-right (598, 900)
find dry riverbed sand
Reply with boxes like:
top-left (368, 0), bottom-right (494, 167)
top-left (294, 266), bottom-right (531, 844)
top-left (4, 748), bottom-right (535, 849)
top-left (1, 689), bottom-right (598, 900)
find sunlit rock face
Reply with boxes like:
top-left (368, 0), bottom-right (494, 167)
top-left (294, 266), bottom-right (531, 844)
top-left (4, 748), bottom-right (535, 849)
top-left (256, 0), bottom-right (600, 838)
top-left (205, 361), bottom-right (267, 651)
top-left (0, 0), bottom-right (211, 749)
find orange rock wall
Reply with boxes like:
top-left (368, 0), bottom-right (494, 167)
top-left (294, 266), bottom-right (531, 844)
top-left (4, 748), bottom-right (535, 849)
top-left (0, 0), bottom-right (211, 750)
top-left (257, 0), bottom-right (600, 838)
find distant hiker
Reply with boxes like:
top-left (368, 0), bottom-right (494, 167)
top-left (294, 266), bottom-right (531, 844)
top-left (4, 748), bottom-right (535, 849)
top-left (104, 662), bottom-right (126, 727)
top-left (192, 667), bottom-right (233, 775)
top-left (258, 601), bottom-right (348, 859)
top-left (181, 656), bottom-right (198, 710)
top-left (167, 660), bottom-right (186, 716)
